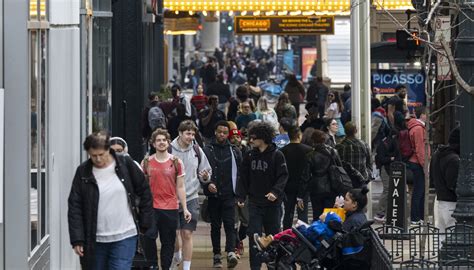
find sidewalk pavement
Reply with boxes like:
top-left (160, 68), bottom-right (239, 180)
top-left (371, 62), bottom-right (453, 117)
top-left (176, 222), bottom-right (253, 269)
top-left (176, 179), bottom-right (382, 269)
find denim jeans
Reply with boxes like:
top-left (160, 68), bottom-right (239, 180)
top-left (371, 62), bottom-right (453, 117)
top-left (94, 235), bottom-right (137, 270)
top-left (376, 166), bottom-right (391, 215)
top-left (247, 204), bottom-right (281, 270)
top-left (208, 197), bottom-right (236, 254)
top-left (407, 162), bottom-right (425, 222)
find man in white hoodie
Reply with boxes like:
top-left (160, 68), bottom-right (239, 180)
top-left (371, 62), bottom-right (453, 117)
top-left (170, 120), bottom-right (212, 270)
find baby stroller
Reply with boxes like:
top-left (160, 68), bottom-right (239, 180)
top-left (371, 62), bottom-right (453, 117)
top-left (257, 221), bottom-right (374, 270)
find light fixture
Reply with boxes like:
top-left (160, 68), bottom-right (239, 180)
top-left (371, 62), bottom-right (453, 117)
top-left (254, 10), bottom-right (260, 16)
top-left (266, 10), bottom-right (275, 15)
top-left (161, 0), bottom-right (410, 12)
top-left (241, 10), bottom-right (247, 15)
top-left (202, 10), bottom-right (208, 16)
top-left (229, 10), bottom-right (234, 16)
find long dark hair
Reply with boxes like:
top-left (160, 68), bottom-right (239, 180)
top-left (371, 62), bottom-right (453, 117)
top-left (276, 92), bottom-right (291, 111)
top-left (287, 74), bottom-right (299, 87)
top-left (333, 91), bottom-right (344, 112)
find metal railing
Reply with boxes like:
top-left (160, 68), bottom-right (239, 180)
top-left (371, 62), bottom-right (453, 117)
top-left (373, 222), bottom-right (474, 269)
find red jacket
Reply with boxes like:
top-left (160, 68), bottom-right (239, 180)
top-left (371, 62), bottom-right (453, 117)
top-left (407, 118), bottom-right (430, 167)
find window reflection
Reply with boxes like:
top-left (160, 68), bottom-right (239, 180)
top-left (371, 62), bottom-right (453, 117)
top-left (30, 30), bottom-right (39, 250)
top-left (92, 18), bottom-right (112, 132)
top-left (40, 30), bottom-right (47, 238)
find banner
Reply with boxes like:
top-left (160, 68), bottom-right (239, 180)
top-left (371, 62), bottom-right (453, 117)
top-left (301, 48), bottom-right (317, 82)
top-left (234, 16), bottom-right (334, 35)
top-left (371, 70), bottom-right (426, 111)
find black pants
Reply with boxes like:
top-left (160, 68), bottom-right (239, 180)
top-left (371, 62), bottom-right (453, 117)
top-left (292, 102), bottom-right (301, 119)
top-left (309, 194), bottom-right (334, 222)
top-left (247, 204), bottom-right (281, 270)
top-left (208, 197), bottom-right (236, 254)
top-left (283, 192), bottom-right (309, 230)
top-left (145, 208), bottom-right (178, 269)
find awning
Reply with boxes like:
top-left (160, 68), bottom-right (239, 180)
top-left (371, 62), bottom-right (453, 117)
top-left (163, 0), bottom-right (414, 13)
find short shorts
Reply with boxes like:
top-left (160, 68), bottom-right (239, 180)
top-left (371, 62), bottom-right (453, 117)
top-left (178, 198), bottom-right (200, 231)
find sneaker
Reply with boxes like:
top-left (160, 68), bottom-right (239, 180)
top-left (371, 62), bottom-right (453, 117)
top-left (235, 240), bottom-right (244, 256)
top-left (253, 233), bottom-right (274, 251)
top-left (213, 254), bottom-right (223, 268)
top-left (170, 254), bottom-right (182, 270)
top-left (227, 252), bottom-right (239, 268)
top-left (374, 213), bottom-right (386, 223)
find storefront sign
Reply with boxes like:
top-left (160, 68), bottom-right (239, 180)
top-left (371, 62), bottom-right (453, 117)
top-left (386, 162), bottom-right (407, 231)
top-left (234, 16), bottom-right (334, 35)
top-left (371, 70), bottom-right (426, 111)
top-left (433, 16), bottom-right (452, 81)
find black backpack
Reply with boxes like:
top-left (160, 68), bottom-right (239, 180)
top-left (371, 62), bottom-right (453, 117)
top-left (320, 146), bottom-right (353, 195)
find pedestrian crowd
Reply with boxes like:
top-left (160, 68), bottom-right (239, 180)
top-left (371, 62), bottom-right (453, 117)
top-left (67, 43), bottom-right (460, 270)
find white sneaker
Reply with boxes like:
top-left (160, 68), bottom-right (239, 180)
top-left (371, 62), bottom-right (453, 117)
top-left (170, 254), bottom-right (182, 270)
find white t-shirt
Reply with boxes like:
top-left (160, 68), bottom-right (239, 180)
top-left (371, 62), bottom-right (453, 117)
top-left (93, 161), bottom-right (137, 242)
top-left (328, 102), bottom-right (341, 118)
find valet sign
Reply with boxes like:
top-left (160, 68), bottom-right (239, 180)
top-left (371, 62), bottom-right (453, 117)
top-left (386, 162), bottom-right (407, 231)
top-left (371, 70), bottom-right (426, 110)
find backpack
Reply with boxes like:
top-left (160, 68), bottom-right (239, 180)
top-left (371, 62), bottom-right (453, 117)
top-left (142, 153), bottom-right (180, 180)
top-left (371, 112), bottom-right (391, 148)
top-left (148, 105), bottom-right (167, 131)
top-left (319, 146), bottom-right (353, 195)
top-left (398, 127), bottom-right (414, 161)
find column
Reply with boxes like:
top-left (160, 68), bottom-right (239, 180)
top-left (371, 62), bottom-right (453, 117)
top-left (453, 0), bottom-right (474, 227)
top-left (200, 14), bottom-right (220, 54)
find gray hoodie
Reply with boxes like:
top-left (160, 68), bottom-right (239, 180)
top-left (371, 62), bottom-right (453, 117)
top-left (170, 138), bottom-right (212, 202)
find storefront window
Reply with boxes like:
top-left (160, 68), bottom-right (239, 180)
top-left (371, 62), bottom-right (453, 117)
top-left (93, 0), bottom-right (111, 12)
top-left (29, 28), bottom-right (48, 253)
top-left (92, 17), bottom-right (112, 132)
top-left (29, 30), bottom-right (39, 250)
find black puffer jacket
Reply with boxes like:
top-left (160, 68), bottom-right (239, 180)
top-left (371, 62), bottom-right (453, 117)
top-left (203, 140), bottom-right (242, 199)
top-left (431, 145), bottom-right (460, 202)
top-left (68, 151), bottom-right (153, 269)
top-left (299, 144), bottom-right (335, 197)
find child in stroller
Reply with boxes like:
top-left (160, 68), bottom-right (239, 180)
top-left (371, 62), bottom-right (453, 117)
top-left (254, 187), bottom-right (372, 270)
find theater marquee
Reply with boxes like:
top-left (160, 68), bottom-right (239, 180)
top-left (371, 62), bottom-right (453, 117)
top-left (234, 16), bottom-right (335, 35)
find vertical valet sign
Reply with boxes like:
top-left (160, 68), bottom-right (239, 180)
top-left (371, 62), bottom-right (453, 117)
top-left (386, 161), bottom-right (408, 231)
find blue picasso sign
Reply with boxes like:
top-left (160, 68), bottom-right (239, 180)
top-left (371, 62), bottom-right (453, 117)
top-left (371, 70), bottom-right (426, 109)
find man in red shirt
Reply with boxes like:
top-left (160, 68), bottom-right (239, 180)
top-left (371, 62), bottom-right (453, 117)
top-left (143, 129), bottom-right (191, 269)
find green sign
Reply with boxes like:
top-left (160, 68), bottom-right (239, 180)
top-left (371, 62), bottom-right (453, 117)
top-left (234, 15), bottom-right (335, 35)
